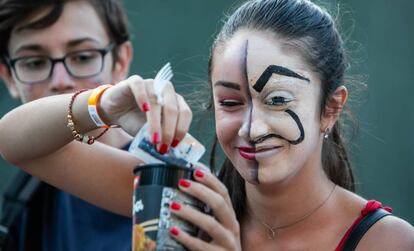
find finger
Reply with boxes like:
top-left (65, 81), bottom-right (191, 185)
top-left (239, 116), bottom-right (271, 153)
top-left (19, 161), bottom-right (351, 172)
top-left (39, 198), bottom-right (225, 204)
top-left (125, 75), bottom-right (150, 112)
top-left (144, 80), bottom-right (162, 145)
top-left (193, 168), bottom-right (232, 207)
top-left (172, 94), bottom-right (192, 147)
top-left (169, 226), bottom-right (220, 251)
top-left (170, 201), bottom-right (235, 248)
top-left (158, 81), bottom-right (178, 154)
top-left (178, 179), bottom-right (239, 236)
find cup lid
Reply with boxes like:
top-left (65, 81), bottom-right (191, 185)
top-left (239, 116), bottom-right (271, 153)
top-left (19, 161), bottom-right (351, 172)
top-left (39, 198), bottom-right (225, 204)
top-left (133, 163), bottom-right (193, 175)
top-left (133, 163), bottom-right (195, 187)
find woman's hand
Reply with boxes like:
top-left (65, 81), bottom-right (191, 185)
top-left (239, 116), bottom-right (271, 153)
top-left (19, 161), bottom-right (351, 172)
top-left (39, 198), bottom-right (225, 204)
top-left (169, 168), bottom-right (242, 251)
top-left (100, 75), bottom-right (192, 151)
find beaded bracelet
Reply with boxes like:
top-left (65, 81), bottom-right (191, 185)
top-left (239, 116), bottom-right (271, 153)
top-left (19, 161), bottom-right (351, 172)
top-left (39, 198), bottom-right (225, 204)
top-left (67, 89), bottom-right (109, 145)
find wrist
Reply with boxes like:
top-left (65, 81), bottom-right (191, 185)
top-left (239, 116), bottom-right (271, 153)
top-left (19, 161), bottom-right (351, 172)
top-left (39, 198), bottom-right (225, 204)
top-left (68, 90), bottom-right (109, 144)
top-left (87, 84), bottom-right (118, 128)
top-left (71, 90), bottom-right (99, 133)
top-left (96, 86), bottom-right (115, 127)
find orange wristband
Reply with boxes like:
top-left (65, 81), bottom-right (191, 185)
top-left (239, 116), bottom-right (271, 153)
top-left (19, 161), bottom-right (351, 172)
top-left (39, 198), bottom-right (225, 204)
top-left (87, 84), bottom-right (113, 128)
top-left (68, 89), bottom-right (108, 145)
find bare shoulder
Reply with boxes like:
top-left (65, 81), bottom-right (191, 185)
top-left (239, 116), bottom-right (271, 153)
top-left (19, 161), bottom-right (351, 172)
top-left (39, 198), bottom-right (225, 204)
top-left (357, 215), bottom-right (414, 251)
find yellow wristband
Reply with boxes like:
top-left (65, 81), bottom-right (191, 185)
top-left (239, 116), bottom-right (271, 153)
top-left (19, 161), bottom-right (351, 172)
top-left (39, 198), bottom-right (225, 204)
top-left (88, 84), bottom-right (113, 128)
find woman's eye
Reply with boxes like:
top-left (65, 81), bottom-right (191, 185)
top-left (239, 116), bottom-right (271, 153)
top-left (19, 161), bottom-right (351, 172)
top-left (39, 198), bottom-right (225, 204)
top-left (219, 100), bottom-right (243, 107)
top-left (265, 96), bottom-right (291, 106)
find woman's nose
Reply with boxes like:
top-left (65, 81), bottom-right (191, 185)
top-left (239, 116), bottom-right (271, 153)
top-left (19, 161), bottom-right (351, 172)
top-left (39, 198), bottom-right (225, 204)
top-left (238, 106), bottom-right (270, 141)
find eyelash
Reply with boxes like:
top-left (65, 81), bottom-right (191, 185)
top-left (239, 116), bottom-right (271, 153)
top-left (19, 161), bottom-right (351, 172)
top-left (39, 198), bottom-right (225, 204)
top-left (265, 96), bottom-right (292, 106)
top-left (218, 100), bottom-right (243, 107)
top-left (218, 96), bottom-right (292, 108)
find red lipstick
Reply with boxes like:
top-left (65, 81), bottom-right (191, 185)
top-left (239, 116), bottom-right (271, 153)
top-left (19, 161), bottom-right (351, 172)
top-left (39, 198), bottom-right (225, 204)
top-left (238, 147), bottom-right (256, 160)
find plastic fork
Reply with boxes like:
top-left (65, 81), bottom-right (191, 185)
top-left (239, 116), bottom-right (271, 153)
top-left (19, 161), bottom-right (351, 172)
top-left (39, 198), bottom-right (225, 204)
top-left (153, 62), bottom-right (173, 104)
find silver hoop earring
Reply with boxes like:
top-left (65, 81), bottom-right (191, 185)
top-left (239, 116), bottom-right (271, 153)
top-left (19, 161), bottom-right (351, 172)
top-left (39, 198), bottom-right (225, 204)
top-left (324, 127), bottom-right (331, 139)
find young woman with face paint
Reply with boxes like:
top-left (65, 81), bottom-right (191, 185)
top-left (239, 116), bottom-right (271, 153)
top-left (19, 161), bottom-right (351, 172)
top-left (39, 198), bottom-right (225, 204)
top-left (0, 0), bottom-right (413, 250)
top-left (205, 0), bottom-right (414, 250)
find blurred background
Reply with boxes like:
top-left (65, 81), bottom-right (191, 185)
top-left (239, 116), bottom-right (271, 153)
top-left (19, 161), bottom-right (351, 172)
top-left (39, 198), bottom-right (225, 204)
top-left (1, 0), bottom-right (413, 224)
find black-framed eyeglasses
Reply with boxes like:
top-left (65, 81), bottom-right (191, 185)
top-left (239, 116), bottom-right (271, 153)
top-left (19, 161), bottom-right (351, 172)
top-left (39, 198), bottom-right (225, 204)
top-left (6, 43), bottom-right (114, 84)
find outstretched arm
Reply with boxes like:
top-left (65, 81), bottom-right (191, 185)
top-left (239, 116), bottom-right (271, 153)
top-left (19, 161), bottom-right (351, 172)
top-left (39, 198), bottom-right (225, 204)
top-left (0, 75), bottom-right (192, 216)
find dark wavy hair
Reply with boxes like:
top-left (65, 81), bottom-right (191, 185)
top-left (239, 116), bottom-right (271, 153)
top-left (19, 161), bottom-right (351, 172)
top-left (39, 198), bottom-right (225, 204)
top-left (208, 0), bottom-right (355, 220)
top-left (0, 0), bottom-right (130, 66)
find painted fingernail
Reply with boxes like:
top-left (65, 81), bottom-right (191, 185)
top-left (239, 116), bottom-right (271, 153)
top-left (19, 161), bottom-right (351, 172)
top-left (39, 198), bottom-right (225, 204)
top-left (179, 179), bottom-right (191, 188)
top-left (169, 226), bottom-right (180, 236)
top-left (170, 201), bottom-right (181, 211)
top-left (171, 139), bottom-right (180, 148)
top-left (194, 169), bottom-right (204, 178)
top-left (159, 144), bottom-right (169, 154)
top-left (142, 102), bottom-right (150, 112)
top-left (152, 132), bottom-right (160, 145)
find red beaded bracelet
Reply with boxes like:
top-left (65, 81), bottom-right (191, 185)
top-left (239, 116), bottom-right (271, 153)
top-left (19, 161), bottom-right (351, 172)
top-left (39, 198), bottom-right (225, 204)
top-left (67, 89), bottom-right (109, 145)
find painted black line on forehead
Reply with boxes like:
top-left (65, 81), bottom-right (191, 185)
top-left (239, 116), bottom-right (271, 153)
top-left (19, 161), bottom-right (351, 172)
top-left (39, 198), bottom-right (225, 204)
top-left (240, 39), bottom-right (251, 136)
top-left (251, 109), bottom-right (305, 145)
top-left (253, 65), bottom-right (310, 93)
top-left (242, 39), bottom-right (250, 90)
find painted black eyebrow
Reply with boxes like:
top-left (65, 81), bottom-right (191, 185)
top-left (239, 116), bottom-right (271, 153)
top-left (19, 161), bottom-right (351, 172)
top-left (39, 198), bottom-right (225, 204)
top-left (253, 65), bottom-right (310, 93)
top-left (214, 80), bottom-right (241, 90)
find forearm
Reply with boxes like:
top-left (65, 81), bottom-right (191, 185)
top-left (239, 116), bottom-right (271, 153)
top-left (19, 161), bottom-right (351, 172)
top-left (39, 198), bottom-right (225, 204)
top-left (0, 74), bottom-right (194, 216)
top-left (0, 91), bottom-right (96, 164)
top-left (29, 141), bottom-right (140, 217)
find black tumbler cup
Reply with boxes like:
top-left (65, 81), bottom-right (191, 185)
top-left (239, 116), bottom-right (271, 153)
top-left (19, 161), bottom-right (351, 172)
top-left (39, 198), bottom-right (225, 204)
top-left (132, 164), bottom-right (204, 251)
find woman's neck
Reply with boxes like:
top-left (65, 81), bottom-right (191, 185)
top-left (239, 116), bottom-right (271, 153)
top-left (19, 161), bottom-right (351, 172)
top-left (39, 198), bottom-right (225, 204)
top-left (244, 160), bottom-right (335, 231)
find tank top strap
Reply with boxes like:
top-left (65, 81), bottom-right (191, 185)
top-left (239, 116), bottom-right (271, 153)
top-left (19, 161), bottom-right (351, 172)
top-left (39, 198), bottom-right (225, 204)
top-left (335, 200), bottom-right (392, 251)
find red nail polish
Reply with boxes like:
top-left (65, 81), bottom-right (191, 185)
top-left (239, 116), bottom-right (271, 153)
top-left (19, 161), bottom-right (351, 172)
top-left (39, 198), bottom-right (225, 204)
top-left (171, 139), bottom-right (180, 147)
top-left (179, 179), bottom-right (191, 188)
top-left (170, 226), bottom-right (180, 236)
top-left (194, 169), bottom-right (204, 178)
top-left (159, 144), bottom-right (168, 154)
top-left (142, 102), bottom-right (150, 112)
top-left (170, 201), bottom-right (181, 211)
top-left (152, 132), bottom-right (160, 144)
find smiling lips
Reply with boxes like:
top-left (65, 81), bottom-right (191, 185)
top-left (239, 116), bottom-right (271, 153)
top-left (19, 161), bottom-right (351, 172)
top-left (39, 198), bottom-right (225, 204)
top-left (238, 147), bottom-right (256, 160)
top-left (238, 146), bottom-right (281, 160)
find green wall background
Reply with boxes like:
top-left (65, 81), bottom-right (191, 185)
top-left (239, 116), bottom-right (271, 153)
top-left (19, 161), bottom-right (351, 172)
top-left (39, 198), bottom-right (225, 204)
top-left (1, 0), bottom-right (413, 225)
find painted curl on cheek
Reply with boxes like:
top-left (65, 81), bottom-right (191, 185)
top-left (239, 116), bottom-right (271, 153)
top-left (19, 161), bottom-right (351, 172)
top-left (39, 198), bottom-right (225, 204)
top-left (246, 61), bottom-right (309, 183)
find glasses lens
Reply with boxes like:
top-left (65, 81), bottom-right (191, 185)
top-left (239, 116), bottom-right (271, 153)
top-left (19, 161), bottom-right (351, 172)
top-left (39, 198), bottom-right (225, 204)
top-left (14, 56), bottom-right (51, 83)
top-left (65, 50), bottom-right (103, 78)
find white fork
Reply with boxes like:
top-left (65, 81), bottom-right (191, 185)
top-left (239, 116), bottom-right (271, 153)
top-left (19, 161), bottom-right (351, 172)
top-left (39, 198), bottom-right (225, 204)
top-left (153, 62), bottom-right (173, 104)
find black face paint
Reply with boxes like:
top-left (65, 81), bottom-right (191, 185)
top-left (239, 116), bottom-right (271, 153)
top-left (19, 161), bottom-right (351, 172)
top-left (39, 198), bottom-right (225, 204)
top-left (248, 64), bottom-right (307, 147)
top-left (253, 65), bottom-right (310, 93)
top-left (238, 41), bottom-right (251, 133)
top-left (241, 40), bottom-right (260, 184)
top-left (250, 109), bottom-right (305, 145)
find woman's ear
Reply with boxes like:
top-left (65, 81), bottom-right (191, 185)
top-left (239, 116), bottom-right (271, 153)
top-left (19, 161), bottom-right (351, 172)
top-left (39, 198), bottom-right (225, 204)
top-left (320, 85), bottom-right (348, 132)
top-left (111, 41), bottom-right (133, 83)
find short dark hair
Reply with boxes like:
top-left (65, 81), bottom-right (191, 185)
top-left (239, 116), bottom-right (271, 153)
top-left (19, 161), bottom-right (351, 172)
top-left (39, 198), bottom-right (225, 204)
top-left (0, 0), bottom-right (130, 65)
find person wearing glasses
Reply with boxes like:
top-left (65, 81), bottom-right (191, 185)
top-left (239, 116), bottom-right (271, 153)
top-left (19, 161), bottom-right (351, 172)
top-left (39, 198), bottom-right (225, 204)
top-left (6, 43), bottom-right (115, 87)
top-left (0, 0), bottom-right (133, 250)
